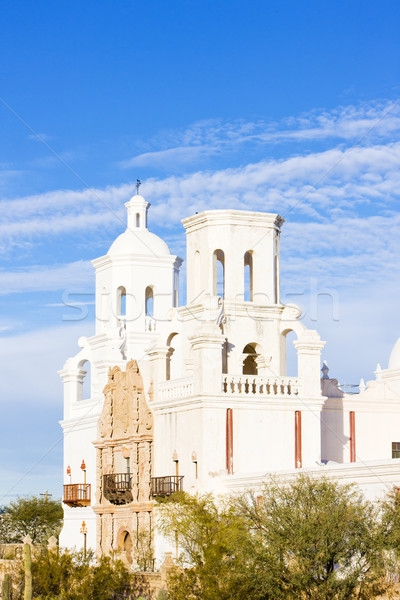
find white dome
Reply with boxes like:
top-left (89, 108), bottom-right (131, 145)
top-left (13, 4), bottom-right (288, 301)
top-left (107, 193), bottom-right (171, 258)
top-left (108, 227), bottom-right (170, 257)
top-left (388, 337), bottom-right (400, 370)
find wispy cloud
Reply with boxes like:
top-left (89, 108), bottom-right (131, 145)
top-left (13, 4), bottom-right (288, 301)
top-left (0, 261), bottom-right (93, 294)
top-left (119, 99), bottom-right (400, 169)
top-left (28, 132), bottom-right (54, 142)
top-left (2, 140), bottom-right (400, 252)
top-left (120, 144), bottom-right (218, 168)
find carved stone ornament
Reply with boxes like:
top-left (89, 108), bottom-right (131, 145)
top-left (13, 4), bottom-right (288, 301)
top-left (94, 360), bottom-right (154, 558)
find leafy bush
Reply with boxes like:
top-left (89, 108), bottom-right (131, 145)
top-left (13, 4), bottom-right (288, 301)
top-left (27, 548), bottom-right (143, 600)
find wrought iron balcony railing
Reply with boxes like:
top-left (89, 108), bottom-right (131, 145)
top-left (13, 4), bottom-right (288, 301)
top-left (63, 484), bottom-right (91, 507)
top-left (103, 473), bottom-right (132, 505)
top-left (151, 476), bottom-right (184, 497)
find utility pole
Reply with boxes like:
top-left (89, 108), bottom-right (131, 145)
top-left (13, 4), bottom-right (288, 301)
top-left (40, 491), bottom-right (52, 502)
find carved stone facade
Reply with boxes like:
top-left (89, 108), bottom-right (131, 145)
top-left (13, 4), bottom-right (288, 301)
top-left (93, 360), bottom-right (154, 566)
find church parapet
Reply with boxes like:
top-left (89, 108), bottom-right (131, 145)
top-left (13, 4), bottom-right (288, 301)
top-left (158, 377), bottom-right (194, 401)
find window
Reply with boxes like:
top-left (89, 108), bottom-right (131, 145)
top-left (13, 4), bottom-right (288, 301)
top-left (392, 442), bottom-right (400, 458)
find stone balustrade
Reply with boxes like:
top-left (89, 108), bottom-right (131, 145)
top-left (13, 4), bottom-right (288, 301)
top-left (222, 374), bottom-right (300, 397)
top-left (158, 377), bottom-right (194, 400)
top-left (157, 375), bottom-right (300, 401)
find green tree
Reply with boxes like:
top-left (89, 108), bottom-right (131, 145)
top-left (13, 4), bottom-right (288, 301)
top-left (2, 496), bottom-right (63, 544)
top-left (379, 486), bottom-right (400, 582)
top-left (233, 475), bottom-right (387, 600)
top-left (158, 492), bottom-right (270, 600)
top-left (159, 477), bottom-right (389, 600)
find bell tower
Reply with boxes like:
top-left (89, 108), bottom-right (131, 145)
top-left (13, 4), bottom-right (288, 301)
top-left (182, 210), bottom-right (283, 305)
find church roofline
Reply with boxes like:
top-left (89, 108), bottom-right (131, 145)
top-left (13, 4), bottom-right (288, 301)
top-left (181, 209), bottom-right (284, 232)
top-left (91, 253), bottom-right (183, 270)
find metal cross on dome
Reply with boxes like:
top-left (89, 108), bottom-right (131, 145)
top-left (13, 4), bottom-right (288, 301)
top-left (136, 178), bottom-right (142, 194)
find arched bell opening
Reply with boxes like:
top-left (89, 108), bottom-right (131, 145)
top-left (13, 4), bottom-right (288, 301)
top-left (244, 251), bottom-right (253, 302)
top-left (116, 286), bottom-right (127, 318)
top-left (213, 249), bottom-right (225, 298)
top-left (281, 329), bottom-right (298, 377)
top-left (166, 332), bottom-right (182, 380)
top-left (145, 286), bottom-right (155, 331)
top-left (242, 343), bottom-right (259, 375)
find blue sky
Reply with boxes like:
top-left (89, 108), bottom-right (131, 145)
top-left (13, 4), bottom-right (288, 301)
top-left (1, 1), bottom-right (400, 502)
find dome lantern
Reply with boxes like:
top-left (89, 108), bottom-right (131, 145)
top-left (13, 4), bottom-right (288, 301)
top-left (125, 194), bottom-right (149, 230)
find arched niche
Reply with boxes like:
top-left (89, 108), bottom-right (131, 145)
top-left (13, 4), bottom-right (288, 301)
top-left (213, 249), bottom-right (225, 298)
top-left (118, 530), bottom-right (133, 565)
top-left (281, 329), bottom-right (298, 377)
top-left (78, 359), bottom-right (91, 401)
top-left (244, 251), bottom-right (253, 301)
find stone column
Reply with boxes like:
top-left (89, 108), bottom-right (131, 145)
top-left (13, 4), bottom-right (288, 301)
top-left (189, 325), bottom-right (225, 395)
top-left (294, 337), bottom-right (325, 397)
top-left (58, 368), bottom-right (85, 418)
top-left (146, 346), bottom-right (170, 401)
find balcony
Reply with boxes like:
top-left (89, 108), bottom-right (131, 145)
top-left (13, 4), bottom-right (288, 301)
top-left (151, 476), bottom-right (184, 497)
top-left (63, 484), bottom-right (91, 507)
top-left (103, 473), bottom-right (132, 505)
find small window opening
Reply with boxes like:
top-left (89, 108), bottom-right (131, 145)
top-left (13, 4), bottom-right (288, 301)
top-left (136, 213), bottom-right (140, 227)
top-left (393, 442), bottom-right (400, 459)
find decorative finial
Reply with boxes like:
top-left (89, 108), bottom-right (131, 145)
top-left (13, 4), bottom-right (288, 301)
top-left (136, 178), bottom-right (141, 195)
top-left (321, 361), bottom-right (329, 379)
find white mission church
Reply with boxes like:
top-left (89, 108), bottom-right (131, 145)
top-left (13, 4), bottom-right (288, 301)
top-left (59, 192), bottom-right (400, 565)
